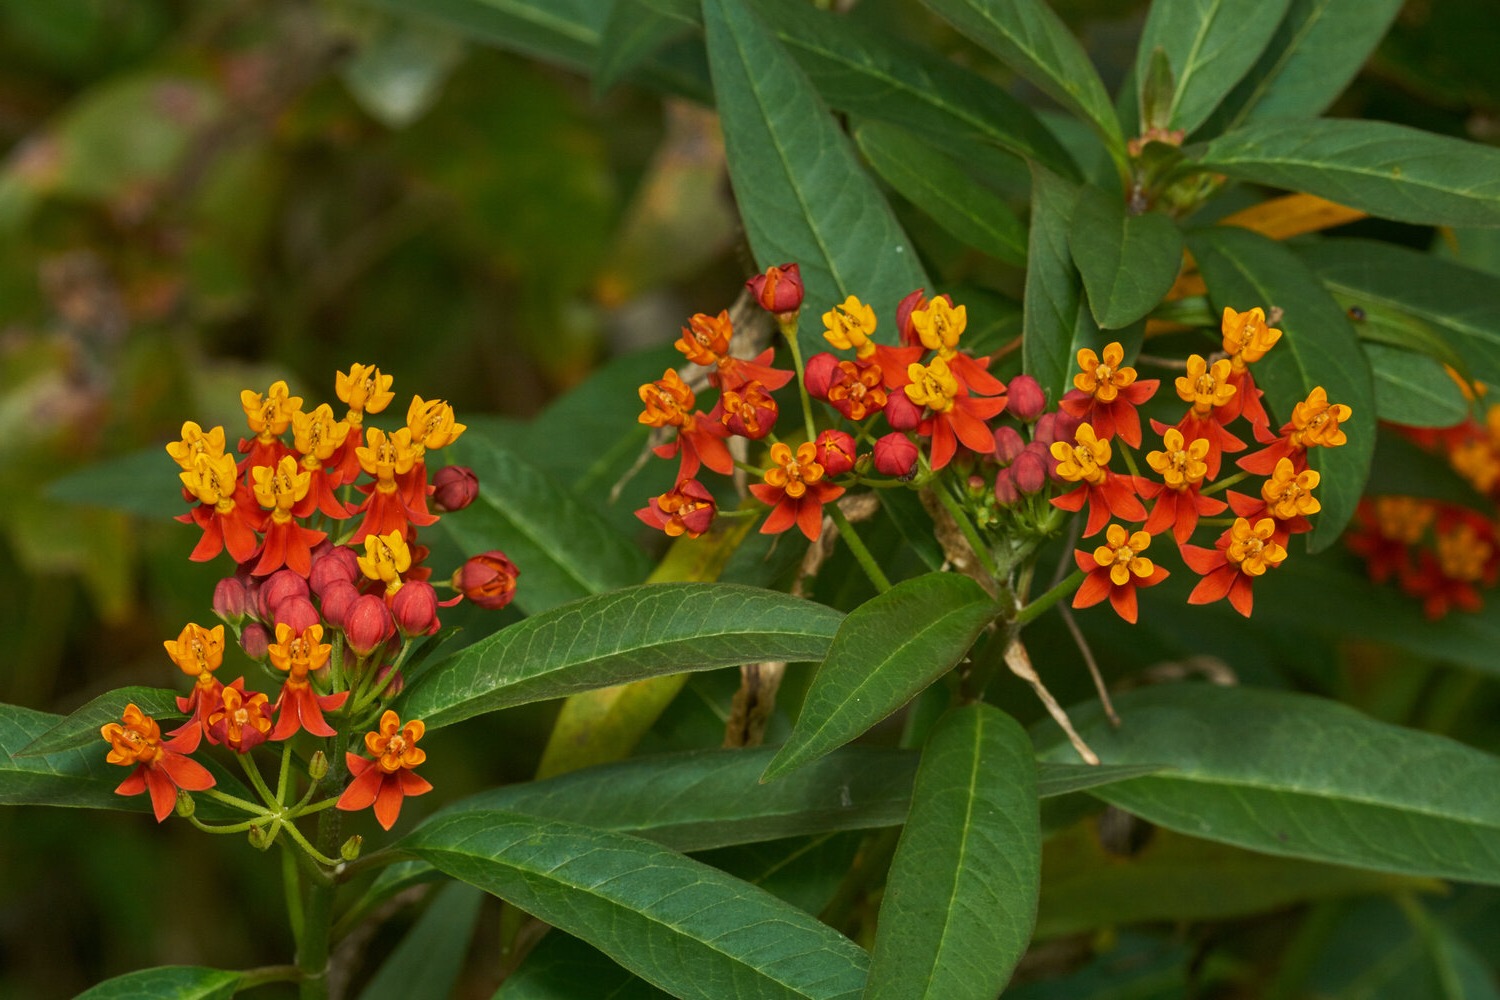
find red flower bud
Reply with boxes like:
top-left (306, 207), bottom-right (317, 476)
top-left (309, 546), bottom-right (360, 600)
top-left (721, 381), bottom-right (779, 439)
top-left (884, 391), bottom-right (923, 431)
top-left (814, 430), bottom-right (857, 477)
top-left (826, 359), bottom-right (887, 421)
top-left (318, 580), bottom-right (360, 630)
top-left (241, 623), bottom-right (271, 660)
top-left (1006, 375), bottom-right (1047, 422)
top-left (745, 263), bottom-right (803, 315)
top-left (896, 288), bottom-right (929, 348)
top-left (993, 425), bottom-right (1026, 466)
top-left (873, 433), bottom-right (919, 479)
top-left (1034, 410), bottom-right (1082, 450)
top-left (273, 595), bottom-right (320, 635)
top-left (260, 569), bottom-right (310, 621)
top-left (213, 576), bottom-right (251, 624)
top-left (454, 551), bottom-right (520, 610)
top-left (1012, 445), bottom-right (1049, 495)
top-left (391, 580), bottom-right (440, 637)
top-left (994, 467), bottom-right (1020, 505)
top-left (374, 662), bottom-right (404, 697)
top-left (345, 594), bottom-right (395, 657)
top-left (432, 464), bottom-right (479, 513)
top-left (804, 352), bottom-right (839, 400)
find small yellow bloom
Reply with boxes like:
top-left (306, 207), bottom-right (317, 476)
top-left (823, 296), bottom-right (878, 358)
top-left (909, 298), bottom-right (966, 358)
top-left (1373, 496), bottom-right (1435, 543)
top-left (1289, 387), bottom-right (1351, 449)
top-left (241, 381), bottom-right (303, 441)
top-left (268, 623), bottom-right (331, 679)
top-left (1050, 422), bottom-right (1110, 486)
top-left (1261, 458), bottom-right (1321, 520)
top-left (1175, 354), bottom-right (1236, 416)
top-left (1073, 342), bottom-right (1138, 403)
top-left (253, 455), bottom-right (312, 521)
top-left (1436, 521), bottom-right (1492, 582)
top-left (367, 710), bottom-right (427, 774)
top-left (1221, 307), bottom-right (1281, 372)
top-left (336, 364), bottom-right (396, 424)
top-left (1225, 518), bottom-right (1287, 577)
top-left (406, 395), bottom-right (466, 452)
top-left (291, 403), bottom-right (351, 465)
top-left (358, 530), bottom-right (413, 593)
top-left (904, 355), bottom-right (960, 413)
top-left (1450, 438), bottom-right (1500, 494)
top-left (180, 451), bottom-right (240, 511)
top-left (763, 442), bottom-right (824, 500)
top-left (163, 623), bottom-right (225, 681)
top-left (166, 422), bottom-right (226, 472)
top-left (357, 426), bottom-right (420, 485)
top-left (1092, 523), bottom-right (1156, 587)
top-left (1146, 428), bottom-right (1210, 491)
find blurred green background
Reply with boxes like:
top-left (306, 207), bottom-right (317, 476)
top-left (2, 0), bottom-right (1499, 996)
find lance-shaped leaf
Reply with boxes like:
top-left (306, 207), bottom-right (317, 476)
top-left (1365, 343), bottom-right (1469, 428)
top-left (395, 583), bottom-right (844, 729)
top-left (1068, 189), bottom-right (1183, 329)
top-left (1203, 0), bottom-right (1405, 134)
top-left (75, 967), bottom-right (241, 1000)
top-left (1023, 165), bottom-right (1086, 403)
top-left (438, 424), bottom-right (652, 615)
top-left (1134, 0), bottom-right (1290, 135)
top-left (1187, 226), bottom-right (1375, 549)
top-left (594, 0), bottom-right (695, 95)
top-left (1300, 238), bottom-right (1500, 388)
top-left (703, 0), bottom-right (927, 357)
top-left (1195, 119), bottom-right (1500, 228)
top-left (763, 573), bottom-right (996, 782)
top-left (19, 686), bottom-right (182, 757)
top-left (865, 704), bottom-right (1040, 1000)
top-left (855, 121), bottom-right (1027, 266)
top-left (1034, 684), bottom-right (1500, 885)
top-left (498, 931), bottom-right (672, 999)
top-left (403, 810), bottom-right (870, 1000)
top-left (919, 0), bottom-right (1124, 158)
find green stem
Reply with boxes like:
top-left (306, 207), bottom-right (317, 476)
top-left (1201, 469), bottom-right (1250, 497)
top-left (828, 504), bottom-right (892, 593)
top-left (238, 965), bottom-right (303, 991)
top-left (779, 316), bottom-right (819, 444)
top-left (353, 637), bottom-right (414, 715)
top-left (203, 786), bottom-right (269, 815)
top-left (276, 742), bottom-right (293, 803)
top-left (282, 844), bottom-right (305, 942)
top-left (282, 819), bottom-right (343, 869)
top-left (296, 730), bottom-right (348, 1000)
top-left (933, 484), bottom-right (1001, 581)
top-left (239, 751), bottom-right (281, 808)
top-left (185, 813), bottom-right (260, 835)
top-left (1016, 568), bottom-right (1086, 626)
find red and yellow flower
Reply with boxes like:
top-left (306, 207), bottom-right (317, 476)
top-left (337, 710), bottom-right (433, 831)
top-left (206, 678), bottom-right (274, 753)
top-left (1049, 422), bottom-right (1148, 536)
top-left (164, 622), bottom-right (226, 751)
top-left (1058, 342), bottom-right (1159, 447)
top-left (824, 294), bottom-right (921, 388)
top-left (102, 703), bottom-right (215, 822)
top-left (675, 311), bottom-right (791, 391)
top-left (176, 448), bottom-right (266, 564)
top-left (239, 380), bottom-right (301, 474)
top-left (904, 355), bottom-right (1007, 470)
top-left (636, 479), bottom-right (717, 538)
top-left (1219, 306), bottom-right (1281, 429)
top-left (1183, 517), bottom-right (1288, 617)
top-left (267, 623), bottom-right (347, 739)
top-left (1228, 457), bottom-right (1320, 543)
top-left (251, 455), bottom-right (328, 576)
top-left (1072, 523), bottom-right (1169, 623)
top-left (1141, 427), bottom-right (1227, 545)
top-left (749, 442), bottom-right (845, 541)
top-left (1239, 386), bottom-right (1352, 474)
top-left (637, 368), bottom-right (733, 482)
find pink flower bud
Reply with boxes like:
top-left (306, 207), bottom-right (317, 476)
top-left (1006, 375), bottom-right (1047, 421)
top-left (432, 465), bottom-right (479, 513)
top-left (873, 433), bottom-right (919, 479)
top-left (804, 352), bottom-right (839, 400)
top-left (814, 429), bottom-right (857, 477)
top-left (273, 595), bottom-right (320, 635)
top-left (1012, 445), bottom-right (1049, 495)
top-left (213, 576), bottom-right (251, 624)
top-left (745, 263), bottom-right (804, 316)
top-left (391, 580), bottom-right (440, 637)
top-left (308, 546), bottom-right (360, 600)
top-left (345, 594), bottom-right (395, 657)
top-left (318, 580), bottom-right (360, 630)
top-left (1033, 410), bottom-right (1082, 450)
top-left (260, 570), bottom-right (309, 621)
top-left (993, 425), bottom-right (1026, 466)
top-left (895, 288), bottom-right (929, 348)
top-left (454, 551), bottom-right (520, 610)
top-left (241, 623), bottom-right (271, 660)
top-left (994, 467), bottom-right (1019, 506)
top-left (883, 391), bottom-right (923, 431)
top-left (375, 662), bottom-right (404, 697)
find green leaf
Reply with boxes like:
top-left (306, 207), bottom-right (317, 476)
top-left (1203, 0), bottom-right (1406, 134)
top-left (763, 573), bottom-right (996, 782)
top-left (396, 583), bottom-right (844, 729)
top-left (1300, 238), bottom-right (1500, 389)
top-left (1035, 761), bottom-right (1166, 797)
top-left (451, 746), bottom-right (917, 851)
top-left (403, 810), bottom-right (869, 1000)
top-left (1022, 165), bottom-right (1086, 403)
top-left (865, 704), bottom-right (1040, 1000)
top-left (1195, 120), bottom-right (1500, 228)
top-left (18, 686), bottom-right (182, 757)
top-left (1365, 343), bottom-right (1470, 428)
top-left (1068, 190), bottom-right (1184, 329)
top-left (439, 424), bottom-right (652, 615)
top-left (594, 0), bottom-right (693, 96)
top-left (703, 0), bottom-right (927, 356)
top-left (1187, 226), bottom-right (1376, 549)
top-left (1134, 0), bottom-right (1290, 135)
top-left (498, 931), bottom-right (671, 999)
top-left (44, 447), bottom-right (184, 519)
top-left (358, 882), bottom-right (484, 1000)
top-left (698, 832), bottom-right (863, 916)
top-left (1365, 425), bottom-right (1487, 513)
top-left (918, 0), bottom-right (1124, 158)
top-left (854, 120), bottom-right (1027, 266)
top-left (1034, 684), bottom-right (1500, 885)
top-left (74, 967), bottom-right (241, 1000)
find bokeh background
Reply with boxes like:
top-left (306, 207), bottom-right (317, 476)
top-left (2, 1), bottom-right (1499, 996)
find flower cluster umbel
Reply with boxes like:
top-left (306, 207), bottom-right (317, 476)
top-left (104, 365), bottom-right (519, 832)
top-left (634, 270), bottom-right (1352, 626)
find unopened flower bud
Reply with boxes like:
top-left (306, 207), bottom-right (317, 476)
top-left (873, 433), bottom-right (919, 479)
top-left (1012, 445), bottom-right (1049, 495)
top-left (967, 475), bottom-right (986, 497)
top-left (318, 580), bottom-right (360, 630)
top-left (212, 576), bottom-right (251, 625)
top-left (241, 623), bottom-right (271, 660)
top-left (994, 467), bottom-right (1020, 506)
top-left (341, 835), bottom-right (364, 862)
top-left (993, 425), bottom-right (1026, 466)
top-left (345, 594), bottom-right (395, 657)
top-left (309, 545), bottom-right (360, 598)
top-left (308, 750), bottom-right (329, 782)
top-left (804, 352), bottom-right (839, 400)
top-left (1033, 410), bottom-right (1082, 450)
top-left (273, 595), bottom-right (320, 635)
top-left (248, 824), bottom-right (271, 850)
top-left (1006, 375), bottom-right (1047, 422)
top-left (432, 465), bottom-right (479, 513)
top-left (745, 263), bottom-right (803, 317)
top-left (454, 551), bottom-right (520, 610)
top-left (721, 382), bottom-right (779, 440)
top-left (883, 392), bottom-right (923, 431)
top-left (814, 429), bottom-right (857, 477)
top-left (260, 569), bottom-right (310, 621)
top-left (375, 661), bottom-right (404, 697)
top-left (391, 580), bottom-right (440, 637)
top-left (175, 789), bottom-right (196, 818)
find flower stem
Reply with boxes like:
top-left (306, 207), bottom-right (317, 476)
top-left (932, 484), bottom-right (1001, 581)
top-left (238, 751), bottom-right (280, 808)
top-left (203, 786), bottom-right (269, 815)
top-left (295, 729), bottom-right (348, 1000)
top-left (779, 317), bottom-right (819, 444)
top-left (1201, 469), bottom-right (1250, 496)
top-left (828, 504), bottom-right (892, 593)
top-left (282, 844), bottom-right (305, 942)
top-left (1016, 568), bottom-right (1086, 626)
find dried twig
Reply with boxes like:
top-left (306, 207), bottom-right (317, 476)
top-left (1005, 637), bottom-right (1099, 765)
